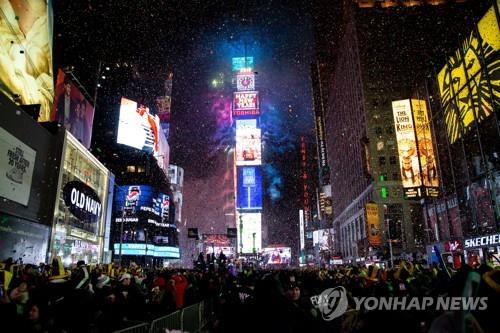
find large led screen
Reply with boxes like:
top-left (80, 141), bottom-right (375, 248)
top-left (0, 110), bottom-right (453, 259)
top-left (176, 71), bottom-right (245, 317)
top-left (232, 57), bottom-right (254, 71)
top-left (236, 128), bottom-right (261, 165)
top-left (0, 0), bottom-right (54, 122)
top-left (313, 228), bottom-right (334, 251)
top-left (52, 70), bottom-right (95, 148)
top-left (117, 97), bottom-right (160, 155)
top-left (233, 91), bottom-right (260, 117)
top-left (262, 247), bottom-right (291, 265)
top-left (236, 212), bottom-right (262, 254)
top-left (114, 185), bottom-right (169, 223)
top-left (113, 243), bottom-right (180, 258)
top-left (237, 166), bottom-right (263, 210)
top-left (392, 99), bottom-right (422, 197)
top-left (437, 5), bottom-right (500, 144)
top-left (411, 99), bottom-right (439, 193)
top-left (236, 73), bottom-right (255, 91)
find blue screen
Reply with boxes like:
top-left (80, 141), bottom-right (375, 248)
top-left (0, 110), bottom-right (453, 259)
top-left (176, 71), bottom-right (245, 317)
top-left (237, 166), bottom-right (262, 210)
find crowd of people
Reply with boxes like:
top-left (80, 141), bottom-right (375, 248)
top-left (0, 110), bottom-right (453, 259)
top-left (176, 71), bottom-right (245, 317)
top-left (0, 253), bottom-right (498, 333)
top-left (0, 258), bottom-right (217, 333)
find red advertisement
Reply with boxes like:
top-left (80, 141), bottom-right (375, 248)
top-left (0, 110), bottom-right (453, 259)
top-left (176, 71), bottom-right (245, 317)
top-left (233, 91), bottom-right (259, 117)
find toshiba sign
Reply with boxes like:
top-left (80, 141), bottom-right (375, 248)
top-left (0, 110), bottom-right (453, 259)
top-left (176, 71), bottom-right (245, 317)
top-left (464, 234), bottom-right (500, 249)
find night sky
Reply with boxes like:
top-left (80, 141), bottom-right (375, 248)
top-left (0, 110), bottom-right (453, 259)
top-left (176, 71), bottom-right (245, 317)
top-left (55, 0), bottom-right (317, 260)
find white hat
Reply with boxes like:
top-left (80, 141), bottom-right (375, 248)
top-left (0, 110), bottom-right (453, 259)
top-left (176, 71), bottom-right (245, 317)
top-left (119, 273), bottom-right (132, 281)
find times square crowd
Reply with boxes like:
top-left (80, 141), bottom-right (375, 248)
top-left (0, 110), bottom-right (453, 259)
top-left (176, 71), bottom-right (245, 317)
top-left (0, 253), bottom-right (499, 333)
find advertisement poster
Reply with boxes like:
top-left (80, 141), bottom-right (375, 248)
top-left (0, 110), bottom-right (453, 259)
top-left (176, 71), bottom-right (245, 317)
top-left (236, 128), bottom-right (261, 165)
top-left (411, 99), bottom-right (439, 192)
top-left (237, 166), bottom-right (263, 210)
top-left (114, 185), bottom-right (169, 223)
top-left (262, 247), bottom-right (291, 265)
top-left (236, 213), bottom-right (262, 253)
top-left (233, 91), bottom-right (259, 117)
top-left (392, 99), bottom-right (421, 197)
top-left (117, 97), bottom-right (160, 155)
top-left (0, 0), bottom-right (54, 122)
top-left (438, 5), bottom-right (499, 144)
top-left (0, 214), bottom-right (49, 264)
top-left (366, 202), bottom-right (381, 246)
top-left (0, 127), bottom-right (36, 206)
top-left (155, 95), bottom-right (171, 122)
top-left (52, 70), bottom-right (95, 148)
top-left (313, 229), bottom-right (334, 251)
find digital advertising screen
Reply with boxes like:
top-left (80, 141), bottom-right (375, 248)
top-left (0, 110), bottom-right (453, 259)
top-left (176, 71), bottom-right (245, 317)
top-left (236, 212), bottom-right (262, 254)
top-left (114, 185), bottom-right (169, 223)
top-left (155, 95), bottom-right (171, 122)
top-left (113, 243), bottom-right (180, 258)
top-left (232, 57), bottom-right (254, 71)
top-left (437, 5), bottom-right (499, 144)
top-left (313, 229), bottom-right (334, 251)
top-left (236, 73), bottom-right (255, 91)
top-left (235, 119), bottom-right (257, 130)
top-left (52, 70), bottom-right (95, 148)
top-left (233, 91), bottom-right (259, 117)
top-left (0, 0), bottom-right (54, 122)
top-left (236, 166), bottom-right (263, 210)
top-left (117, 97), bottom-right (160, 155)
top-left (392, 99), bottom-right (422, 198)
top-left (262, 247), bottom-right (291, 265)
top-left (155, 130), bottom-right (170, 175)
top-left (411, 100), bottom-right (439, 192)
top-left (236, 128), bottom-right (261, 165)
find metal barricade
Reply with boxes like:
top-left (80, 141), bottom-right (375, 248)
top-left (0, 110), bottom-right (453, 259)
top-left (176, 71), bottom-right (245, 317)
top-left (112, 321), bottom-right (150, 333)
top-left (149, 310), bottom-right (182, 333)
top-left (181, 303), bottom-right (201, 333)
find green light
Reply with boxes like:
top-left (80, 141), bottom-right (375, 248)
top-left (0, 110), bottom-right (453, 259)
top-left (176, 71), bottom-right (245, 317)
top-left (212, 79), bottom-right (218, 87)
top-left (381, 187), bottom-right (388, 198)
top-left (379, 175), bottom-right (386, 181)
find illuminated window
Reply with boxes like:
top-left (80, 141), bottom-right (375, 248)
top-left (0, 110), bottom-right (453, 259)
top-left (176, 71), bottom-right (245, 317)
top-left (126, 165), bottom-right (136, 172)
top-left (137, 166), bottom-right (145, 173)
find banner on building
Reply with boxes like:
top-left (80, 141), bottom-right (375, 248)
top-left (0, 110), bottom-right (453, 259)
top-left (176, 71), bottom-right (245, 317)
top-left (366, 202), bottom-right (381, 246)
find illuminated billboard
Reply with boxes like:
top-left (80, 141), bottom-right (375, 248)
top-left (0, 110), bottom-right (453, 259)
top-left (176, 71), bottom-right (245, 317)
top-left (366, 202), bottom-right (381, 247)
top-left (236, 212), bottom-right (262, 253)
top-left (155, 95), bottom-right (171, 122)
top-left (392, 99), bottom-right (422, 198)
top-left (262, 247), bottom-right (291, 265)
top-left (236, 128), bottom-right (261, 165)
top-left (236, 119), bottom-right (257, 130)
top-left (232, 57), bottom-right (254, 71)
top-left (0, 1), bottom-right (54, 122)
top-left (237, 166), bottom-right (263, 210)
top-left (313, 228), bottom-right (334, 251)
top-left (437, 5), bottom-right (499, 144)
top-left (113, 243), bottom-right (180, 258)
top-left (155, 129), bottom-right (170, 175)
top-left (233, 91), bottom-right (260, 117)
top-left (236, 73), bottom-right (255, 91)
top-left (52, 70), bottom-right (95, 148)
top-left (392, 99), bottom-right (439, 198)
top-left (411, 99), bottom-right (439, 195)
top-left (114, 185), bottom-right (170, 223)
top-left (117, 97), bottom-right (160, 155)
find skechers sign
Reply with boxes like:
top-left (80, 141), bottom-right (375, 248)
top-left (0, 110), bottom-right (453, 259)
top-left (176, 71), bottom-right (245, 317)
top-left (63, 181), bottom-right (102, 223)
top-left (464, 233), bottom-right (500, 249)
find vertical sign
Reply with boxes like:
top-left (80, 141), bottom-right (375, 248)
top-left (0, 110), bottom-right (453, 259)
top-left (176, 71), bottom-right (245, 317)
top-left (299, 209), bottom-right (305, 251)
top-left (366, 202), bottom-right (381, 246)
top-left (300, 136), bottom-right (311, 227)
top-left (392, 99), bottom-right (421, 198)
top-left (411, 99), bottom-right (439, 197)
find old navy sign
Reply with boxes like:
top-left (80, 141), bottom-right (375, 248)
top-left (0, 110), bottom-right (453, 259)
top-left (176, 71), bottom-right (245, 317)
top-left (63, 181), bottom-right (102, 223)
top-left (464, 233), bottom-right (500, 249)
